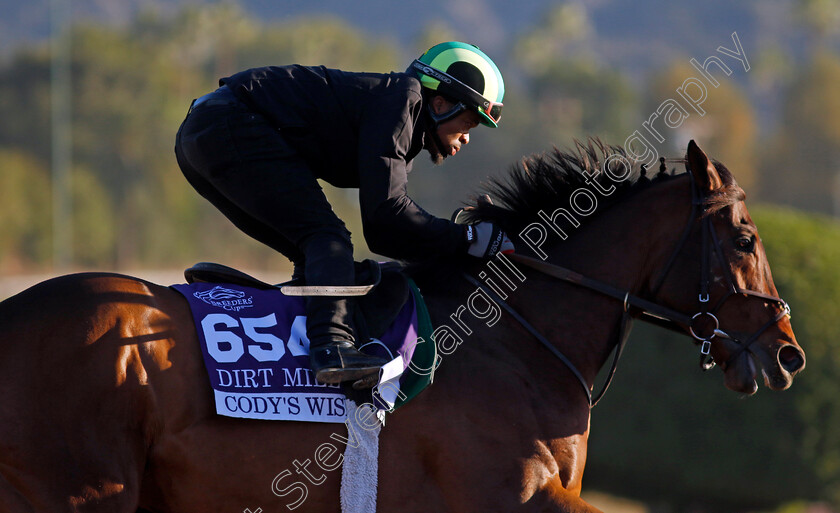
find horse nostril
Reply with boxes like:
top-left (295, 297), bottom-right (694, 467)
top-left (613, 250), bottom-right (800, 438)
top-left (778, 345), bottom-right (806, 375)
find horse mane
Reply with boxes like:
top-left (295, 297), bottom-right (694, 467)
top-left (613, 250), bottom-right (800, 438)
top-left (404, 138), bottom-right (740, 289)
top-left (458, 138), bottom-right (678, 234)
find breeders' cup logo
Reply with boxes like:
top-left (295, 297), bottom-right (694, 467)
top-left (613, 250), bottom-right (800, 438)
top-left (194, 286), bottom-right (254, 311)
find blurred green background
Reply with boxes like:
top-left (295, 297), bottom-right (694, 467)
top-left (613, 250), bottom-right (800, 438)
top-left (1, 1), bottom-right (839, 511)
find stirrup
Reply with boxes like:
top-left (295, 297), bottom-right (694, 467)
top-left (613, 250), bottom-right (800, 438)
top-left (280, 259), bottom-right (382, 297)
top-left (281, 283), bottom-right (376, 297)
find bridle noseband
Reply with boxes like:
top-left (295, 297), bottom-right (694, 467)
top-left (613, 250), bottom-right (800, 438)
top-left (465, 157), bottom-right (791, 407)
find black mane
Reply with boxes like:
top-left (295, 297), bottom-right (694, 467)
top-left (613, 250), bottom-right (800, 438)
top-left (459, 138), bottom-right (679, 234)
top-left (405, 139), bottom-right (684, 289)
top-left (405, 139), bottom-right (743, 290)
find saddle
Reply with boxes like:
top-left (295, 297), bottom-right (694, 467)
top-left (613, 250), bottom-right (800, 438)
top-left (184, 260), bottom-right (410, 340)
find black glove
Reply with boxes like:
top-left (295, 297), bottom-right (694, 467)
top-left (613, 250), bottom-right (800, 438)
top-left (451, 196), bottom-right (515, 259)
top-left (464, 222), bottom-right (515, 259)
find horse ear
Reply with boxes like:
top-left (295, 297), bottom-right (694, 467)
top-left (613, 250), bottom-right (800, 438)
top-left (686, 140), bottom-right (723, 192)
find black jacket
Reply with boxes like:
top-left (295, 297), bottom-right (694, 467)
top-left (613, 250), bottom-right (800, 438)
top-left (221, 65), bottom-right (466, 261)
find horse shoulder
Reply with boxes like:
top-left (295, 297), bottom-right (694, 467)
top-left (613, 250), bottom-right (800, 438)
top-left (377, 324), bottom-right (593, 512)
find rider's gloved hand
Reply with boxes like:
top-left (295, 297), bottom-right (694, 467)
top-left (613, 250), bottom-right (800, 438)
top-left (464, 222), bottom-right (515, 259)
top-left (451, 195), bottom-right (515, 259)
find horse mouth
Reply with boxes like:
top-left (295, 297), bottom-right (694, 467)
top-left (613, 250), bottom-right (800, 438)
top-left (724, 353), bottom-right (759, 395)
top-left (725, 343), bottom-right (806, 393)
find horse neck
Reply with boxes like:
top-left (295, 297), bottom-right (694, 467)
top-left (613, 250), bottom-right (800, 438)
top-left (501, 175), bottom-right (694, 389)
top-left (559, 174), bottom-right (693, 293)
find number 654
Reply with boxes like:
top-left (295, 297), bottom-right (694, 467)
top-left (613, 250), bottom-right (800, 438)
top-left (200, 313), bottom-right (309, 363)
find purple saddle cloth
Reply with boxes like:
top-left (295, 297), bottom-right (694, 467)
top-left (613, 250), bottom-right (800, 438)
top-left (172, 281), bottom-right (433, 423)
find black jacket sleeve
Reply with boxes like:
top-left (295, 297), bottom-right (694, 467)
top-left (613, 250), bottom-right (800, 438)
top-left (356, 87), bottom-right (467, 261)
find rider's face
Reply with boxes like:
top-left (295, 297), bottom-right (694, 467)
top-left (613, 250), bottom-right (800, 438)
top-left (427, 96), bottom-right (481, 165)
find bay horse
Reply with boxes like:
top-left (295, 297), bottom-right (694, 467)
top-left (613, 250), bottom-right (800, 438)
top-left (0, 140), bottom-right (805, 512)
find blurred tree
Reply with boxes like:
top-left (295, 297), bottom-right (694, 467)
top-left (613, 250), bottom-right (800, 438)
top-left (515, 3), bottom-right (595, 70)
top-left (511, 4), bottom-right (637, 145)
top-left (0, 49), bottom-right (52, 166)
top-left (70, 166), bottom-right (114, 267)
top-left (797, 0), bottom-right (840, 46)
top-left (759, 51), bottom-right (840, 216)
top-left (237, 16), bottom-right (400, 73)
top-left (645, 62), bottom-right (758, 192)
top-left (414, 22), bottom-right (461, 56)
top-left (751, 45), bottom-right (795, 98)
top-left (529, 60), bottom-right (637, 144)
top-left (70, 20), bottom-right (200, 267)
top-left (756, 207), bottom-right (840, 506)
top-left (0, 149), bottom-right (51, 271)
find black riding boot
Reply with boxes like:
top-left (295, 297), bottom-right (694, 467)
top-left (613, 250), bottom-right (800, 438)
top-left (302, 234), bottom-right (386, 384)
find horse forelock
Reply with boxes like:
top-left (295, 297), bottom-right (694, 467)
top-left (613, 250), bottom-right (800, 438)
top-left (461, 137), bottom-right (679, 234)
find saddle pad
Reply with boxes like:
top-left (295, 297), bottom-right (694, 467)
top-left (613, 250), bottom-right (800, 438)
top-left (171, 280), bottom-right (434, 423)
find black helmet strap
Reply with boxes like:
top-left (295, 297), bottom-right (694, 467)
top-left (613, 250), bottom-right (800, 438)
top-left (419, 92), bottom-right (454, 157)
top-left (427, 100), bottom-right (467, 125)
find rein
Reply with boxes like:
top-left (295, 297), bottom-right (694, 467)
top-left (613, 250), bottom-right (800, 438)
top-left (466, 158), bottom-right (791, 408)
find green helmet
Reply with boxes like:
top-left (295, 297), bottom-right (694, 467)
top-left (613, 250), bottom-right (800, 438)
top-left (410, 41), bottom-right (505, 128)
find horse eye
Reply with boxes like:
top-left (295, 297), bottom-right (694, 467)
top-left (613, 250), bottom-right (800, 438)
top-left (735, 236), bottom-right (755, 252)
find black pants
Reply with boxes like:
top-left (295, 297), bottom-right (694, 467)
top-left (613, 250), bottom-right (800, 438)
top-left (174, 88), bottom-right (356, 346)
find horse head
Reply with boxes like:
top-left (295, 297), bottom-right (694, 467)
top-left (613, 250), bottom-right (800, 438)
top-left (652, 140), bottom-right (806, 394)
top-left (450, 138), bottom-right (805, 401)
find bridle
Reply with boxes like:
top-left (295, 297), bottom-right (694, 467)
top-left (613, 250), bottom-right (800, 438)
top-left (464, 157), bottom-right (791, 407)
top-left (466, 158), bottom-right (791, 406)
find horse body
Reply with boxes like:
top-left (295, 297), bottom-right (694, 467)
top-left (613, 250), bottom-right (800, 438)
top-left (0, 141), bottom-right (805, 512)
top-left (0, 272), bottom-right (599, 512)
